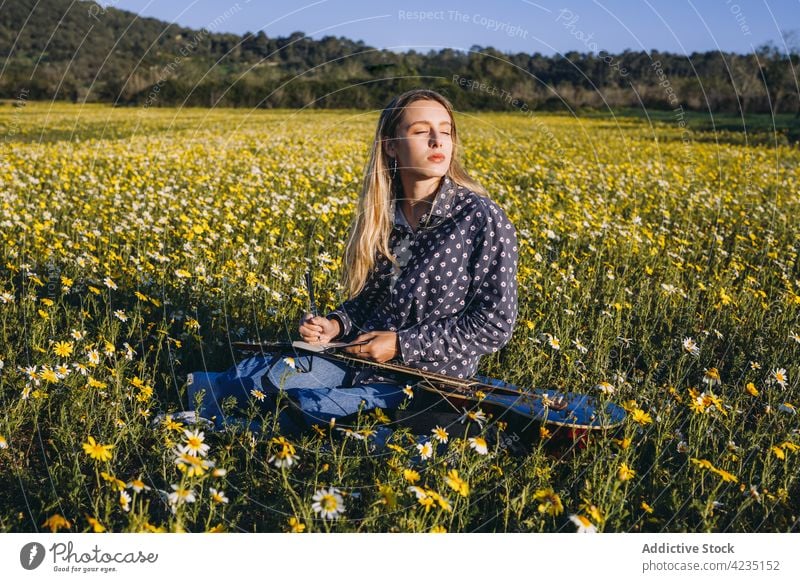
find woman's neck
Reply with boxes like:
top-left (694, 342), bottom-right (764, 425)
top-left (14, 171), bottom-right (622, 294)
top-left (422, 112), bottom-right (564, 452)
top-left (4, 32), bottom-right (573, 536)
top-left (397, 175), bottom-right (442, 220)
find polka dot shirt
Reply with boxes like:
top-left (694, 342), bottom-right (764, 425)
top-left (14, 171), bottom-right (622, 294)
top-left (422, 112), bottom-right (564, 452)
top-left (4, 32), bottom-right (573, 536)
top-left (328, 175), bottom-right (519, 379)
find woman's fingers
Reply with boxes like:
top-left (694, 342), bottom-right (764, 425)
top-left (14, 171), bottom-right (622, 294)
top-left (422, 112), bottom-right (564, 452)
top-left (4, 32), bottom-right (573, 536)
top-left (341, 333), bottom-right (374, 355)
top-left (299, 313), bottom-right (324, 333)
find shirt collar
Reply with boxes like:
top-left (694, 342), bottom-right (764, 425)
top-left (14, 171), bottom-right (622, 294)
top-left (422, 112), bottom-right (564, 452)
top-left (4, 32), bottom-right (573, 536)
top-left (393, 176), bottom-right (458, 231)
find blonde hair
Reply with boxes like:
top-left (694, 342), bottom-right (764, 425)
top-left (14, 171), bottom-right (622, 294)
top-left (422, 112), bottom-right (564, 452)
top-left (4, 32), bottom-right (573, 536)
top-left (341, 89), bottom-right (487, 299)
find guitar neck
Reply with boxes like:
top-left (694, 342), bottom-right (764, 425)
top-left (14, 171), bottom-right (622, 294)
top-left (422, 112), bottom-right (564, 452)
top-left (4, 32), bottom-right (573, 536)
top-left (230, 340), bottom-right (518, 396)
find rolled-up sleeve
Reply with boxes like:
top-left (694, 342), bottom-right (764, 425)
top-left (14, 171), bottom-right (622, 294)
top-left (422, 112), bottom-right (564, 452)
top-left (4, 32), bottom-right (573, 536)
top-left (396, 199), bottom-right (518, 370)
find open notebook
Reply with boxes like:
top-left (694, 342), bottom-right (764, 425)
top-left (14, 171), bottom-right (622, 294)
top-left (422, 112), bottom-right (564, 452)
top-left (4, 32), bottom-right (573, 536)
top-left (291, 340), bottom-right (367, 353)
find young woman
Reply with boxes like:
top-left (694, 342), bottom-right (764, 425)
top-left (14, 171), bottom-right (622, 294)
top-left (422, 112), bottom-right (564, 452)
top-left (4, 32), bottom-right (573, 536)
top-left (187, 89), bottom-right (519, 435)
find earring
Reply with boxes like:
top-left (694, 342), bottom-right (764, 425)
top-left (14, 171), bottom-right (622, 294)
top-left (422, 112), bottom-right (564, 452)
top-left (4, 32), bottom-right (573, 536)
top-left (390, 157), bottom-right (398, 179)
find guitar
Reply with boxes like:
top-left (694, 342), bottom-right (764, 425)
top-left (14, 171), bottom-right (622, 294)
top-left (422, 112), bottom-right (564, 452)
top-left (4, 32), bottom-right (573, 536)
top-left (230, 340), bottom-right (626, 432)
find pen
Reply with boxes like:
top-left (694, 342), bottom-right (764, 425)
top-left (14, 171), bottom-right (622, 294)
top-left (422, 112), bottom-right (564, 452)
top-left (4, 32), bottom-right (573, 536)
top-left (304, 269), bottom-right (317, 317)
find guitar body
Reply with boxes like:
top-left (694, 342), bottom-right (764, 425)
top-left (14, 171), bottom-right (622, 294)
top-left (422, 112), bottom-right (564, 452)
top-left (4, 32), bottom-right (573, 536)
top-left (230, 341), bottom-right (626, 432)
top-left (433, 375), bottom-right (626, 430)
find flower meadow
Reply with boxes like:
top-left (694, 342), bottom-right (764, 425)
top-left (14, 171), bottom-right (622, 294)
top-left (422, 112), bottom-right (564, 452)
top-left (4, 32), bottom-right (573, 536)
top-left (0, 103), bottom-right (798, 533)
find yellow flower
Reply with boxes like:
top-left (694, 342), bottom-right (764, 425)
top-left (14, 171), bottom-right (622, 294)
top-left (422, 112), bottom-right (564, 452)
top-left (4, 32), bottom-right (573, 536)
top-left (714, 468), bottom-right (738, 483)
top-left (87, 376), bottom-right (107, 389)
top-left (403, 468), bottom-right (420, 483)
top-left (631, 409), bottom-right (653, 425)
top-left (533, 488), bottom-right (564, 516)
top-left (373, 408), bottom-right (390, 423)
top-left (53, 340), bottom-right (74, 358)
top-left (43, 514), bottom-right (71, 532)
top-left (430, 525), bottom-right (447, 533)
top-left (770, 445), bottom-right (785, 460)
top-left (745, 382), bottom-right (759, 396)
top-left (444, 469), bottom-right (470, 497)
top-left (100, 471), bottom-right (127, 491)
top-left (376, 484), bottom-right (397, 509)
top-left (162, 415), bottom-right (185, 432)
top-left (83, 436), bottom-right (114, 462)
top-left (288, 516), bottom-right (305, 533)
top-left (617, 463), bottom-right (636, 482)
top-left (690, 458), bottom-right (715, 471)
top-left (40, 366), bottom-right (59, 383)
top-left (85, 515), bottom-right (106, 533)
top-left (418, 496), bottom-right (436, 512)
top-left (139, 521), bottom-right (166, 533)
top-left (641, 501), bottom-right (654, 514)
top-left (426, 490), bottom-right (452, 512)
top-left (613, 437), bottom-right (632, 449)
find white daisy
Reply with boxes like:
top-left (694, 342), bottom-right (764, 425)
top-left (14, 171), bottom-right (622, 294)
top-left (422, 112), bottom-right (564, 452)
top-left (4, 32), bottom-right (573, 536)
top-left (569, 514), bottom-right (597, 533)
top-left (771, 368), bottom-right (788, 389)
top-left (416, 441), bottom-right (433, 460)
top-left (119, 490), bottom-right (131, 512)
top-left (168, 484), bottom-right (196, 506)
top-left (210, 488), bottom-right (229, 504)
top-left (468, 436), bottom-right (488, 455)
top-left (682, 337), bottom-right (700, 357)
top-left (595, 381), bottom-right (615, 395)
top-left (431, 426), bottom-right (449, 444)
top-left (311, 487), bottom-right (345, 520)
top-left (181, 429), bottom-right (210, 457)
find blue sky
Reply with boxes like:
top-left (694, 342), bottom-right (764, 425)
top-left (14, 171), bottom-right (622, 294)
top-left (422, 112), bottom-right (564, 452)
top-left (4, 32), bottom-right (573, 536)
top-left (99, 0), bottom-right (798, 55)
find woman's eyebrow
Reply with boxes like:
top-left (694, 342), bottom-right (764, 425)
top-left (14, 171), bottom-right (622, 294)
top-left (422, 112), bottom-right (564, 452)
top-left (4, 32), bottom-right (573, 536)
top-left (408, 120), bottom-right (452, 128)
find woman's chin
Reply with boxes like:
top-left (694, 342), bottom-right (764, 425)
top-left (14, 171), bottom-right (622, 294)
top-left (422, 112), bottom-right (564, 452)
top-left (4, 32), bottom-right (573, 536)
top-left (407, 166), bottom-right (448, 180)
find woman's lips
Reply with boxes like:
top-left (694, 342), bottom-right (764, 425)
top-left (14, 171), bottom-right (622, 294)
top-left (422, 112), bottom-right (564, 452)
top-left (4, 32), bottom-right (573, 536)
top-left (427, 154), bottom-right (445, 162)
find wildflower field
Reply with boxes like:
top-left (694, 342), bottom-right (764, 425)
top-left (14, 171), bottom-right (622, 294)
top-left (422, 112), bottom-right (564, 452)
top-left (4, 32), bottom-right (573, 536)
top-left (0, 103), bottom-right (798, 533)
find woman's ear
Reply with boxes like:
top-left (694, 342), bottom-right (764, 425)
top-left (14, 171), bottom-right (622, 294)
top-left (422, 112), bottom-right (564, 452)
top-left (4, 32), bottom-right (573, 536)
top-left (382, 137), bottom-right (396, 159)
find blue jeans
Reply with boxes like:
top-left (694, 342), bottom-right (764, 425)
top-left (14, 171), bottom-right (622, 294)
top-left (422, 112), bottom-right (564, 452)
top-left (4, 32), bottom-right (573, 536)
top-left (187, 353), bottom-right (407, 436)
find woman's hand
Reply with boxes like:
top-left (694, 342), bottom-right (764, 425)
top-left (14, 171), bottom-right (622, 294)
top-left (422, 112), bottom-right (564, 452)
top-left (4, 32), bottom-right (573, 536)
top-left (342, 331), bottom-right (399, 363)
top-left (298, 313), bottom-right (341, 344)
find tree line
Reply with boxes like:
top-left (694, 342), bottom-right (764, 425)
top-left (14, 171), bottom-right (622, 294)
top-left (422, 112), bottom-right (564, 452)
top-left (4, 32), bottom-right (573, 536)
top-left (1, 0), bottom-right (798, 117)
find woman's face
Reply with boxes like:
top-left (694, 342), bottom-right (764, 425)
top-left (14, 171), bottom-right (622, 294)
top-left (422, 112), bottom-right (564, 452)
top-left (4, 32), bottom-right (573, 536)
top-left (385, 99), bottom-right (453, 180)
